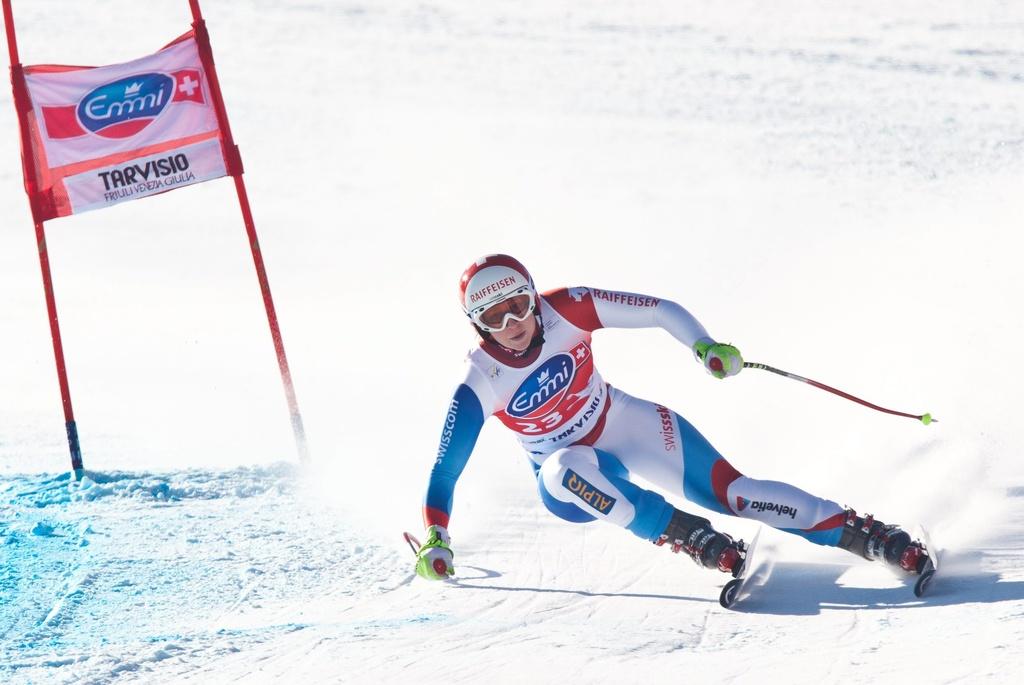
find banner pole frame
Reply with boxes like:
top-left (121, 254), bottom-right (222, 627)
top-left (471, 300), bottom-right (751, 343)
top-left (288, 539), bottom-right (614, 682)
top-left (5, 0), bottom-right (310, 471)
top-left (3, 0), bottom-right (85, 478)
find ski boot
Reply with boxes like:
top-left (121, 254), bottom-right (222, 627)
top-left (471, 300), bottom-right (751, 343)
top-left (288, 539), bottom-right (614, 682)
top-left (838, 509), bottom-right (930, 574)
top-left (655, 508), bottom-right (745, 576)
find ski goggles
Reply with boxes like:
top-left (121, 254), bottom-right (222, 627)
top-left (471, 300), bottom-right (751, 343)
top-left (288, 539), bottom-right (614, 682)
top-left (469, 289), bottom-right (536, 332)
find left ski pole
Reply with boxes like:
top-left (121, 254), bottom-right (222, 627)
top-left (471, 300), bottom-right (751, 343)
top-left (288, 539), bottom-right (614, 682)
top-left (744, 361), bottom-right (935, 425)
top-left (403, 531), bottom-right (421, 555)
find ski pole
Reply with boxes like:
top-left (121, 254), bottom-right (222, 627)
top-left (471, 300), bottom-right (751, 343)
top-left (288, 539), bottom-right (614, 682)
top-left (743, 361), bottom-right (935, 425)
top-left (403, 531), bottom-right (422, 555)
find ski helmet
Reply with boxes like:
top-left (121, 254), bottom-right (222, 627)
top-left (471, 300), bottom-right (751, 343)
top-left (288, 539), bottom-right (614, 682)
top-left (459, 254), bottom-right (538, 333)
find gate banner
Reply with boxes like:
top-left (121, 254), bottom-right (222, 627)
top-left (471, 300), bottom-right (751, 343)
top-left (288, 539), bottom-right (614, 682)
top-left (18, 31), bottom-right (227, 219)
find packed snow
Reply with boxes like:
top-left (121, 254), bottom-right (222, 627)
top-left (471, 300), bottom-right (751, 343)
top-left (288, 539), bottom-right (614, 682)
top-left (2, 1), bottom-right (1023, 683)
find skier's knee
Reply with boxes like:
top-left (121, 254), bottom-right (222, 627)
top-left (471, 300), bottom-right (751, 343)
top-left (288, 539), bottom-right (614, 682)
top-left (537, 448), bottom-right (601, 523)
top-left (539, 478), bottom-right (596, 523)
top-left (538, 447), bottom-right (596, 491)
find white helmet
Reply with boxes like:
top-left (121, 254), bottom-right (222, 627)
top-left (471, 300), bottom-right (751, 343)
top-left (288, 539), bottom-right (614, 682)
top-left (458, 254), bottom-right (538, 333)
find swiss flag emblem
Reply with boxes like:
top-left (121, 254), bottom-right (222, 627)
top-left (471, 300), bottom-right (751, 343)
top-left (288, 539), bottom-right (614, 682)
top-left (736, 496), bottom-right (749, 512)
top-left (171, 69), bottom-right (205, 103)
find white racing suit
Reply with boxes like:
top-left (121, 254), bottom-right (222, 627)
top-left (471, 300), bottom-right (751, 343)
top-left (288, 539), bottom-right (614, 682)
top-left (424, 287), bottom-right (846, 546)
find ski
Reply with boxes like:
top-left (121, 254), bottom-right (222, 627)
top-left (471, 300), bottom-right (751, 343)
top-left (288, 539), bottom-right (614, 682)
top-left (719, 528), bottom-right (762, 609)
top-left (913, 526), bottom-right (939, 598)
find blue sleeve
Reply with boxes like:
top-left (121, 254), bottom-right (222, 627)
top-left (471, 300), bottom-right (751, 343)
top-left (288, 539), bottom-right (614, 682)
top-left (423, 383), bottom-right (486, 528)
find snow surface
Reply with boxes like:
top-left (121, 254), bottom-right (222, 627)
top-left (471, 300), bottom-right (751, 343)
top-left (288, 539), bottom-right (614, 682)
top-left (2, 1), bottom-right (1023, 683)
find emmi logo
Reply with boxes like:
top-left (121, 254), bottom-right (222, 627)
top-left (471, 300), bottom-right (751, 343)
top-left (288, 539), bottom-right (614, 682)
top-left (507, 353), bottom-right (575, 418)
top-left (563, 469), bottom-right (615, 514)
top-left (77, 72), bottom-right (174, 139)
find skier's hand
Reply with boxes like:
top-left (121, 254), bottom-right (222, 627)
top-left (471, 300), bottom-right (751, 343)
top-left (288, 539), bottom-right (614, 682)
top-left (415, 525), bottom-right (454, 580)
top-left (694, 339), bottom-right (743, 379)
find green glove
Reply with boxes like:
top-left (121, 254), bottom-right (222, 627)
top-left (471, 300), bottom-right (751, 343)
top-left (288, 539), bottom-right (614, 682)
top-left (694, 339), bottom-right (743, 379)
top-left (415, 525), bottom-right (454, 580)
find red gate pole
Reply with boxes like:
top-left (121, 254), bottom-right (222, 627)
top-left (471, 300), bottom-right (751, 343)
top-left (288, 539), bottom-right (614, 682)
top-left (187, 0), bottom-right (310, 463)
top-left (3, 0), bottom-right (85, 478)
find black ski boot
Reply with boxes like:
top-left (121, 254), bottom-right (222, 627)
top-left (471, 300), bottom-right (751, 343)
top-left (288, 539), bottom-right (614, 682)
top-left (838, 509), bottom-right (930, 574)
top-left (655, 508), bottom-right (745, 576)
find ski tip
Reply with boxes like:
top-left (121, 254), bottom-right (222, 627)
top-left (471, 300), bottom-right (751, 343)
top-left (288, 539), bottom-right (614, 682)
top-left (914, 569), bottom-right (936, 597)
top-left (719, 578), bottom-right (743, 608)
top-left (915, 525), bottom-right (939, 572)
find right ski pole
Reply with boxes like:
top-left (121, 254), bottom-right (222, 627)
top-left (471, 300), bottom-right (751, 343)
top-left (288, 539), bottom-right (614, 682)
top-left (743, 362), bottom-right (935, 425)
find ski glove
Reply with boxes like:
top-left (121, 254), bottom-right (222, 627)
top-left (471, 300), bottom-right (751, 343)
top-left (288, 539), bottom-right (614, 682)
top-left (415, 525), bottom-right (454, 581)
top-left (694, 339), bottom-right (743, 379)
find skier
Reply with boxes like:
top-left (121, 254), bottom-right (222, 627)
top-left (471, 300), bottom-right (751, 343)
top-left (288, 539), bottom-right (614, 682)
top-left (414, 254), bottom-right (931, 584)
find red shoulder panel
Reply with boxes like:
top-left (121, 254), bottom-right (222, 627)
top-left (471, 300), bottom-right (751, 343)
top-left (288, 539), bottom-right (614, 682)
top-left (543, 287), bottom-right (602, 332)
